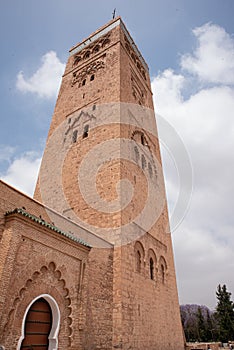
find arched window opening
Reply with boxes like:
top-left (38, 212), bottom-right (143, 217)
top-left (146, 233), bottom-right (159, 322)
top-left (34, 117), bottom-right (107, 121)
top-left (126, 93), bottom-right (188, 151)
top-left (102, 38), bottom-right (110, 47)
top-left (150, 258), bottom-right (154, 280)
top-left (134, 146), bottom-right (139, 162)
top-left (20, 298), bottom-right (52, 350)
top-left (90, 74), bottom-right (95, 81)
top-left (132, 130), bottom-right (147, 146)
top-left (134, 241), bottom-right (145, 274)
top-left (93, 45), bottom-right (100, 53)
top-left (159, 256), bottom-right (167, 284)
top-left (82, 79), bottom-right (86, 86)
top-left (83, 51), bottom-right (90, 59)
top-left (72, 130), bottom-right (78, 143)
top-left (161, 264), bottom-right (165, 284)
top-left (83, 125), bottom-right (89, 139)
top-left (141, 154), bottom-right (146, 170)
top-left (141, 134), bottom-right (148, 146)
top-left (148, 162), bottom-right (153, 178)
top-left (73, 55), bottom-right (81, 66)
top-left (136, 250), bottom-right (141, 273)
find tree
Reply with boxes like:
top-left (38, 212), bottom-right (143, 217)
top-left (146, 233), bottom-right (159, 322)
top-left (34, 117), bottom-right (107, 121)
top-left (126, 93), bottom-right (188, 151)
top-left (180, 304), bottom-right (214, 342)
top-left (215, 284), bottom-right (234, 342)
top-left (196, 306), bottom-right (207, 341)
top-left (206, 309), bottom-right (216, 341)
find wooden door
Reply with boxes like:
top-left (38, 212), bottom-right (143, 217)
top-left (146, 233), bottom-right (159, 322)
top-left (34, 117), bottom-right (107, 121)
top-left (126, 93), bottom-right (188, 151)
top-left (20, 298), bottom-right (52, 350)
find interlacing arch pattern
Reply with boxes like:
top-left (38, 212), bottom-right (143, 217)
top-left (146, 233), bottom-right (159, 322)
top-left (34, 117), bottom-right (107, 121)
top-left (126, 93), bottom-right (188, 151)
top-left (124, 35), bottom-right (147, 81)
top-left (71, 58), bottom-right (106, 87)
top-left (73, 32), bottom-right (111, 67)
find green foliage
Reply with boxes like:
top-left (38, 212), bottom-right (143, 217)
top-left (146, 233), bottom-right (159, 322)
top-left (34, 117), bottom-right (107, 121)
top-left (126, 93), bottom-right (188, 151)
top-left (214, 284), bottom-right (234, 342)
top-left (180, 304), bottom-right (216, 342)
top-left (197, 306), bottom-right (207, 341)
top-left (181, 284), bottom-right (234, 343)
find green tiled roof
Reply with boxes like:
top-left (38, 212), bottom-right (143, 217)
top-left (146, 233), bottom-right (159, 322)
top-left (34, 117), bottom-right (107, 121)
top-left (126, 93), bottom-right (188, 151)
top-left (5, 208), bottom-right (91, 248)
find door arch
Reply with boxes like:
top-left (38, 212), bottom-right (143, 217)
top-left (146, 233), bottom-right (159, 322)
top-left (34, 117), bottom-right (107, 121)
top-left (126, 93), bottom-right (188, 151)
top-left (17, 294), bottom-right (60, 350)
top-left (20, 298), bottom-right (51, 349)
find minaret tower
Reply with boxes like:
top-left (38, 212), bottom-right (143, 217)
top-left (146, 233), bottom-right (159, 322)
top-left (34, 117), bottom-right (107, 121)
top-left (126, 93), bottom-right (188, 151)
top-left (34, 17), bottom-right (185, 350)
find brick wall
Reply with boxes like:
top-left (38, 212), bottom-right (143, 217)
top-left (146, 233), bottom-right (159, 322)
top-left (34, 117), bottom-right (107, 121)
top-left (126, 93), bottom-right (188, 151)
top-left (0, 181), bottom-right (114, 350)
top-left (0, 192), bottom-right (90, 349)
top-left (1, 17), bottom-right (186, 349)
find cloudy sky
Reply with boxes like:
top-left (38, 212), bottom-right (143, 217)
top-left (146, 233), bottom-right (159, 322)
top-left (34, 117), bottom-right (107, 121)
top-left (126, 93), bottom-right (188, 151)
top-left (0, 0), bottom-right (233, 310)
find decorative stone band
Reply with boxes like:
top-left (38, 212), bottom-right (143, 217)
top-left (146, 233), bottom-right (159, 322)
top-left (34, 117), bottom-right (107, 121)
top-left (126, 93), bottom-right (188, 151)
top-left (69, 17), bottom-right (148, 71)
top-left (71, 59), bottom-right (105, 87)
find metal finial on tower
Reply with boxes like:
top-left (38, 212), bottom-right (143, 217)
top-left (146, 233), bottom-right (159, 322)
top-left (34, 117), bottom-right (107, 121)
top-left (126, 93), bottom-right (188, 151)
top-left (112, 8), bottom-right (116, 19)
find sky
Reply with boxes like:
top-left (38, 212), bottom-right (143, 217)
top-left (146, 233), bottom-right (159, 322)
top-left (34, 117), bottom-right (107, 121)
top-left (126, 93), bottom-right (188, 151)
top-left (0, 0), bottom-right (234, 310)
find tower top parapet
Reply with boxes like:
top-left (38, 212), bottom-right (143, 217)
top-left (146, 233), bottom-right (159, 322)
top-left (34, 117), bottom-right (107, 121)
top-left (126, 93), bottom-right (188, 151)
top-left (69, 16), bottom-right (148, 71)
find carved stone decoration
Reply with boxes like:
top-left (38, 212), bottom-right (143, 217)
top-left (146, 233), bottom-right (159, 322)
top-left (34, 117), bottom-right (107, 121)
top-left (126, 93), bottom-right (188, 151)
top-left (71, 59), bottom-right (105, 87)
top-left (124, 35), bottom-right (147, 81)
top-left (3, 262), bottom-right (73, 346)
top-left (131, 71), bottom-right (146, 105)
top-left (132, 130), bottom-right (147, 146)
top-left (64, 110), bottom-right (96, 145)
top-left (73, 32), bottom-right (111, 67)
top-left (73, 55), bottom-right (82, 66)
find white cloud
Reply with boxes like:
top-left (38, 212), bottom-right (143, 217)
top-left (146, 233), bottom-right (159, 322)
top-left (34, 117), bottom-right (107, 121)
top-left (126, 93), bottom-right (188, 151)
top-left (181, 23), bottom-right (234, 85)
top-left (16, 51), bottom-right (65, 99)
top-left (152, 23), bottom-right (234, 309)
top-left (153, 69), bottom-right (185, 122)
top-left (0, 145), bottom-right (15, 163)
top-left (1, 152), bottom-right (41, 196)
top-left (174, 221), bottom-right (234, 308)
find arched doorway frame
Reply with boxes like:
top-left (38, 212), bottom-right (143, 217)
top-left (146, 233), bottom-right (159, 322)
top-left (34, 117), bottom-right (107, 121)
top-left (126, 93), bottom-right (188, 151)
top-left (17, 294), bottom-right (60, 350)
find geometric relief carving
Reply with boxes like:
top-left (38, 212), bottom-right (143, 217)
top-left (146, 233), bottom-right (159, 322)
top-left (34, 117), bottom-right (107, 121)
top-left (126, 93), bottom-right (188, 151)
top-left (4, 262), bottom-right (72, 345)
top-left (131, 70), bottom-right (146, 105)
top-left (73, 32), bottom-right (111, 68)
top-left (71, 59), bottom-right (105, 87)
top-left (64, 110), bottom-right (96, 145)
top-left (124, 34), bottom-right (147, 81)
